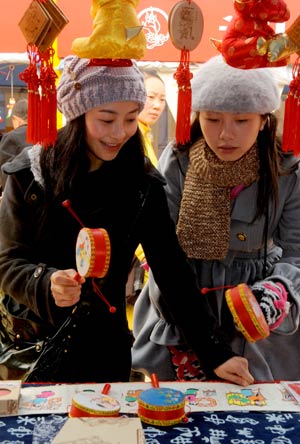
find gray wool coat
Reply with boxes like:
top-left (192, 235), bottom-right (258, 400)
top-left (132, 141), bottom-right (300, 381)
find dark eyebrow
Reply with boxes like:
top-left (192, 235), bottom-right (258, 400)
top-left (98, 107), bottom-right (140, 115)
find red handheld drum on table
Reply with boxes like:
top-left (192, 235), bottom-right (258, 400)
top-left (225, 283), bottom-right (270, 342)
top-left (69, 392), bottom-right (120, 418)
top-left (69, 383), bottom-right (120, 418)
top-left (137, 387), bottom-right (186, 426)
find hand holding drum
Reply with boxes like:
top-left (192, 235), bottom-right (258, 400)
top-left (62, 200), bottom-right (115, 313)
top-left (62, 199), bottom-right (111, 280)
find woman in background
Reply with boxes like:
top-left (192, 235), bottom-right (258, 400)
top-left (126, 70), bottom-right (167, 325)
top-left (138, 69), bottom-right (166, 167)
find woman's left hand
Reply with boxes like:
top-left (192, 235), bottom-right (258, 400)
top-left (214, 356), bottom-right (254, 386)
top-left (50, 269), bottom-right (85, 307)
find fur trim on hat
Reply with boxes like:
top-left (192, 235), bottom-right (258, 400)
top-left (57, 56), bottom-right (146, 122)
top-left (192, 55), bottom-right (280, 114)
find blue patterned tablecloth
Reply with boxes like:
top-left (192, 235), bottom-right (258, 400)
top-left (1, 410), bottom-right (300, 443)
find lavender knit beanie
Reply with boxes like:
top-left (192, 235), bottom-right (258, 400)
top-left (57, 56), bottom-right (146, 122)
top-left (192, 55), bottom-right (280, 114)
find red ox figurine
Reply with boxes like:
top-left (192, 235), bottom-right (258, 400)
top-left (210, 0), bottom-right (300, 69)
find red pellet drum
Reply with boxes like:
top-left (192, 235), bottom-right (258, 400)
top-left (69, 391), bottom-right (120, 418)
top-left (225, 283), bottom-right (270, 342)
top-left (137, 387), bottom-right (186, 426)
top-left (76, 227), bottom-right (110, 278)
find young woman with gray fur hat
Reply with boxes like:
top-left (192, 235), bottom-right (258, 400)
top-left (132, 55), bottom-right (300, 382)
top-left (0, 56), bottom-right (253, 384)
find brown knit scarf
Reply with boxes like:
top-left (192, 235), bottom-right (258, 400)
top-left (177, 139), bottom-right (259, 259)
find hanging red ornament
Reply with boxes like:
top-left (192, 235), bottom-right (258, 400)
top-left (19, 45), bottom-right (41, 144)
top-left (168, 0), bottom-right (204, 146)
top-left (281, 14), bottom-right (300, 155)
top-left (282, 57), bottom-right (300, 155)
top-left (173, 49), bottom-right (193, 146)
top-left (18, 0), bottom-right (69, 148)
top-left (39, 47), bottom-right (58, 147)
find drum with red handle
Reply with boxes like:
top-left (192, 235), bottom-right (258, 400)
top-left (62, 199), bottom-right (111, 279)
top-left (137, 373), bottom-right (188, 426)
top-left (69, 384), bottom-right (120, 418)
top-left (76, 227), bottom-right (110, 279)
top-left (62, 199), bottom-right (115, 312)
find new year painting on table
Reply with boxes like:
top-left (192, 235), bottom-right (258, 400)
top-left (16, 381), bottom-right (300, 417)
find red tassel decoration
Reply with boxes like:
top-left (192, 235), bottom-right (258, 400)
top-left (19, 44), bottom-right (57, 148)
top-left (39, 47), bottom-right (58, 147)
top-left (282, 57), bottom-right (300, 155)
top-left (18, 0), bottom-right (67, 148)
top-left (19, 45), bottom-right (40, 145)
top-left (173, 49), bottom-right (193, 146)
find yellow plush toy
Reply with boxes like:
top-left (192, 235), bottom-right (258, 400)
top-left (71, 0), bottom-right (146, 59)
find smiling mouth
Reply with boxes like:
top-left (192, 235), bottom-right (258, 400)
top-left (104, 143), bottom-right (121, 149)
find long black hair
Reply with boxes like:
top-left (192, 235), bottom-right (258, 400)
top-left (40, 115), bottom-right (147, 207)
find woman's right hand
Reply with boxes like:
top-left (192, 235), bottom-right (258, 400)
top-left (50, 269), bottom-right (85, 307)
top-left (214, 356), bottom-right (254, 387)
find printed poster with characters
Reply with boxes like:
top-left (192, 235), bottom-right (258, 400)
top-left (17, 381), bottom-right (300, 416)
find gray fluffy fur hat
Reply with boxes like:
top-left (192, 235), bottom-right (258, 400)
top-left (192, 55), bottom-right (280, 114)
top-left (57, 56), bottom-right (146, 122)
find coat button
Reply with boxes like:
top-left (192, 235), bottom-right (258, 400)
top-left (237, 232), bottom-right (247, 241)
top-left (34, 266), bottom-right (43, 278)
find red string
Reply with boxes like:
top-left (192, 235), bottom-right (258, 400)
top-left (88, 58), bottom-right (133, 67)
top-left (200, 285), bottom-right (234, 294)
top-left (92, 279), bottom-right (116, 313)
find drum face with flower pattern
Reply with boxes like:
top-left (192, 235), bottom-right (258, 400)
top-left (76, 227), bottom-right (111, 278)
top-left (69, 391), bottom-right (120, 418)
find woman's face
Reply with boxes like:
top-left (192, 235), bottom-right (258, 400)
top-left (199, 111), bottom-right (267, 161)
top-left (85, 101), bottom-right (140, 170)
top-left (138, 76), bottom-right (166, 127)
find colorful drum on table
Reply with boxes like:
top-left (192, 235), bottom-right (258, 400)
top-left (225, 283), bottom-right (270, 342)
top-left (69, 391), bottom-right (120, 418)
top-left (76, 227), bottom-right (111, 278)
top-left (137, 387), bottom-right (186, 426)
